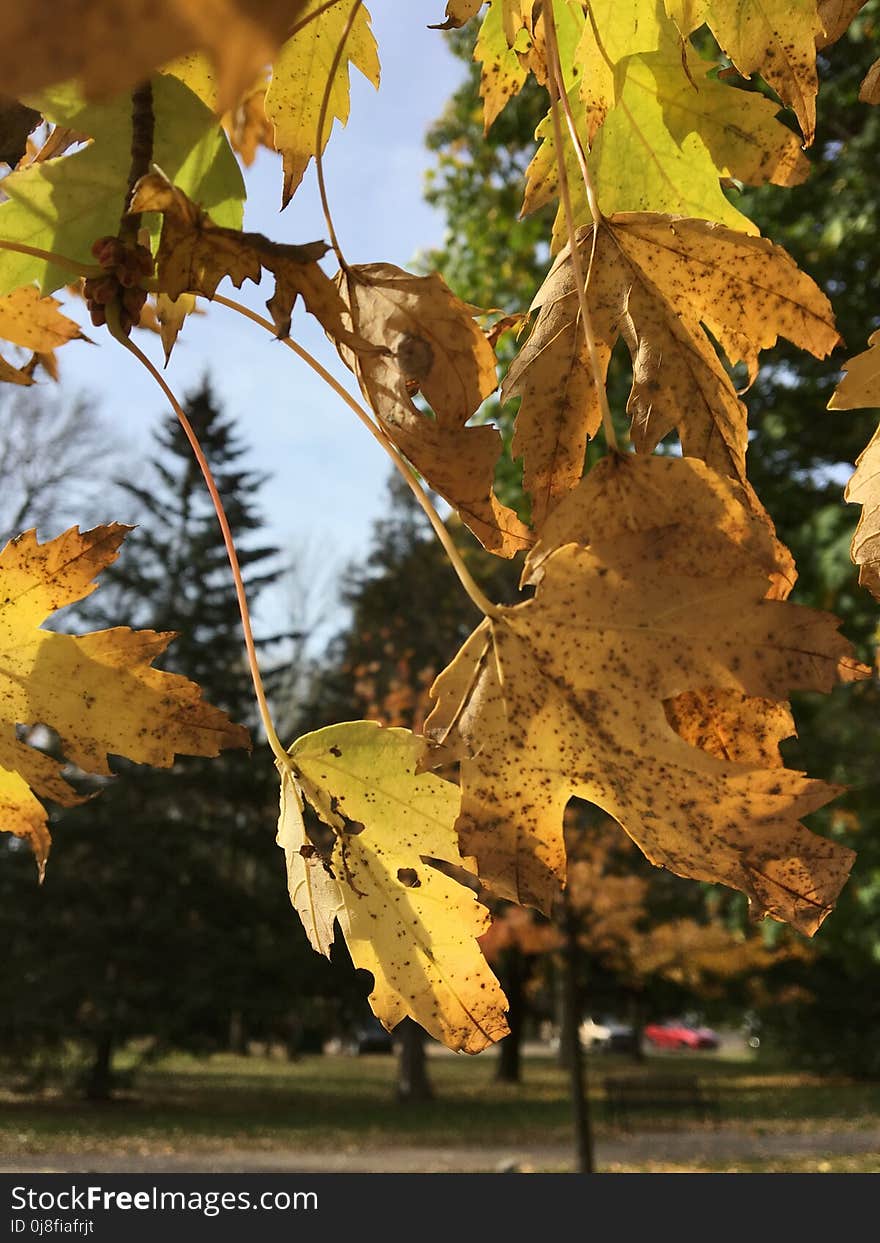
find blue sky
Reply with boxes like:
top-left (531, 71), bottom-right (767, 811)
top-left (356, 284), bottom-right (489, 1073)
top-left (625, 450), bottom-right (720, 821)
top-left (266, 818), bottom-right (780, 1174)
top-left (51, 2), bottom-right (469, 648)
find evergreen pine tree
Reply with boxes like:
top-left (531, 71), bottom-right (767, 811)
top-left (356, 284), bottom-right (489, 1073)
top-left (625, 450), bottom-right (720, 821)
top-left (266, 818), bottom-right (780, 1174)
top-left (0, 381), bottom-right (337, 1095)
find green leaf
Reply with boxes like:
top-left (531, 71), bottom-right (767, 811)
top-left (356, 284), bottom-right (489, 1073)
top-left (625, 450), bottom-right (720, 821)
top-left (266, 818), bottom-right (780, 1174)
top-left (524, 63), bottom-right (757, 249)
top-left (643, 41), bottom-right (810, 188)
top-left (0, 74), bottom-right (245, 296)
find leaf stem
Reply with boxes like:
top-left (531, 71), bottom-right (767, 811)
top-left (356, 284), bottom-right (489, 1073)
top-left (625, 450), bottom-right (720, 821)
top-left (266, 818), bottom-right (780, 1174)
top-left (0, 238), bottom-right (103, 278)
top-left (106, 307), bottom-right (289, 767)
top-left (549, 21), bottom-right (601, 227)
top-left (313, 0), bottom-right (364, 270)
top-left (543, 3), bottom-right (618, 452)
top-left (212, 292), bottom-right (502, 621)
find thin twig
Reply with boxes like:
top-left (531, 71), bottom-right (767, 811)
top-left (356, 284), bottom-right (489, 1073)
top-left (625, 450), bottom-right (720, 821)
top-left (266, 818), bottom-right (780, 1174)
top-left (0, 238), bottom-right (103, 277)
top-left (213, 292), bottom-right (502, 621)
top-left (543, 3), bottom-right (618, 451)
top-left (288, 0), bottom-right (345, 39)
top-left (107, 307), bottom-right (289, 767)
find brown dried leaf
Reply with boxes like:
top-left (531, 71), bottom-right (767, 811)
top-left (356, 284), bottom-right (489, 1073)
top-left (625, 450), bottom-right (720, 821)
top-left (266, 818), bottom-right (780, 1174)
top-left (816, 0), bottom-right (868, 47)
top-left (129, 171), bottom-right (352, 347)
top-left (859, 58), bottom-right (880, 105)
top-left (425, 453), bottom-right (867, 931)
top-left (503, 212), bottom-right (840, 527)
top-left (336, 263), bottom-right (532, 557)
top-left (523, 452), bottom-right (796, 599)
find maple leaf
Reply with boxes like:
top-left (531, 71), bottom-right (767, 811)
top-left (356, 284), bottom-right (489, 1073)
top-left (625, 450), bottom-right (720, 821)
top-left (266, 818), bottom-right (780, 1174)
top-left (0, 1), bottom-right (308, 112)
top-left (430, 0), bottom-right (485, 30)
top-left (0, 286), bottom-right (86, 385)
top-left (522, 450), bottom-right (796, 598)
top-left (524, 69), bottom-right (756, 251)
top-left (265, 0), bottom-right (380, 208)
top-left (474, 0), bottom-right (531, 133)
top-left (158, 56), bottom-right (276, 167)
top-left (424, 453), bottom-right (867, 931)
top-left (827, 330), bottom-right (880, 599)
top-left (128, 172), bottom-right (352, 348)
top-left (277, 721), bottom-right (509, 1053)
top-left (642, 40), bottom-right (810, 188)
top-left (502, 212), bottom-right (839, 527)
top-left (0, 524), bottom-right (250, 875)
top-left (225, 84), bottom-right (275, 167)
top-left (858, 59), bottom-right (880, 105)
top-left (569, 0), bottom-right (666, 143)
top-left (816, 0), bottom-right (869, 46)
top-left (335, 263), bottom-right (532, 557)
top-left (0, 76), bottom-right (244, 299)
top-left (665, 0), bottom-right (822, 145)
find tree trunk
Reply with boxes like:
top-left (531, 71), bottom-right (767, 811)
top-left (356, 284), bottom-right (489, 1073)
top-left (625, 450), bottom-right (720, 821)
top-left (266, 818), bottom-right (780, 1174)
top-left (396, 1018), bottom-right (434, 1103)
top-left (496, 946), bottom-right (526, 1083)
top-left (84, 1030), bottom-right (115, 1102)
top-left (560, 905), bottom-right (594, 1174)
top-left (228, 1009), bottom-right (248, 1055)
top-left (556, 950), bottom-right (576, 1069)
top-left (629, 994), bottom-right (646, 1063)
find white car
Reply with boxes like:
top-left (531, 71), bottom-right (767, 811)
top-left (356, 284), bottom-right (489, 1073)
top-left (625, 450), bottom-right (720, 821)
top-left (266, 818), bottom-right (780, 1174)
top-left (579, 1017), bottom-right (612, 1049)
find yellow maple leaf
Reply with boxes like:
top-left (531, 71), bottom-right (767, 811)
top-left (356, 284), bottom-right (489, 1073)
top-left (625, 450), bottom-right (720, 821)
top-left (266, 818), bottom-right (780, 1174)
top-left (666, 0), bottom-right (822, 145)
top-left (277, 721), bottom-right (510, 1053)
top-left (0, 286), bottom-right (85, 386)
top-left (0, 524), bottom-right (249, 874)
top-left (474, 0), bottom-right (531, 133)
top-left (503, 212), bottom-right (839, 528)
top-left (0, 0), bottom-right (307, 112)
top-left (424, 453), bottom-right (867, 932)
top-left (827, 330), bottom-right (880, 599)
top-left (336, 262), bottom-right (532, 557)
top-left (265, 0), bottom-right (380, 208)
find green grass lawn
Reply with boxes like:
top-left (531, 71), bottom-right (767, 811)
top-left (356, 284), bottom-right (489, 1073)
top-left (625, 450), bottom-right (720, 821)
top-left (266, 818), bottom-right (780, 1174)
top-left (2, 1047), bottom-right (879, 1172)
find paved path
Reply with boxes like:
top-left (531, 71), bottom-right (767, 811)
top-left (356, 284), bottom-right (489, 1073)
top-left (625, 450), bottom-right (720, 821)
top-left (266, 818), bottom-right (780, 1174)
top-left (5, 1126), bottom-right (880, 1173)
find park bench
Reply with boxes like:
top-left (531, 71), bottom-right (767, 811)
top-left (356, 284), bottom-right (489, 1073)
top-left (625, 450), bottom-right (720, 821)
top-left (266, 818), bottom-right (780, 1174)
top-left (603, 1073), bottom-right (721, 1129)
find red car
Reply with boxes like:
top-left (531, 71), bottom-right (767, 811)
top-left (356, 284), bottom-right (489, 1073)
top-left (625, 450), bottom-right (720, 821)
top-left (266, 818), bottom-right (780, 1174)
top-left (644, 1019), bottom-right (720, 1050)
